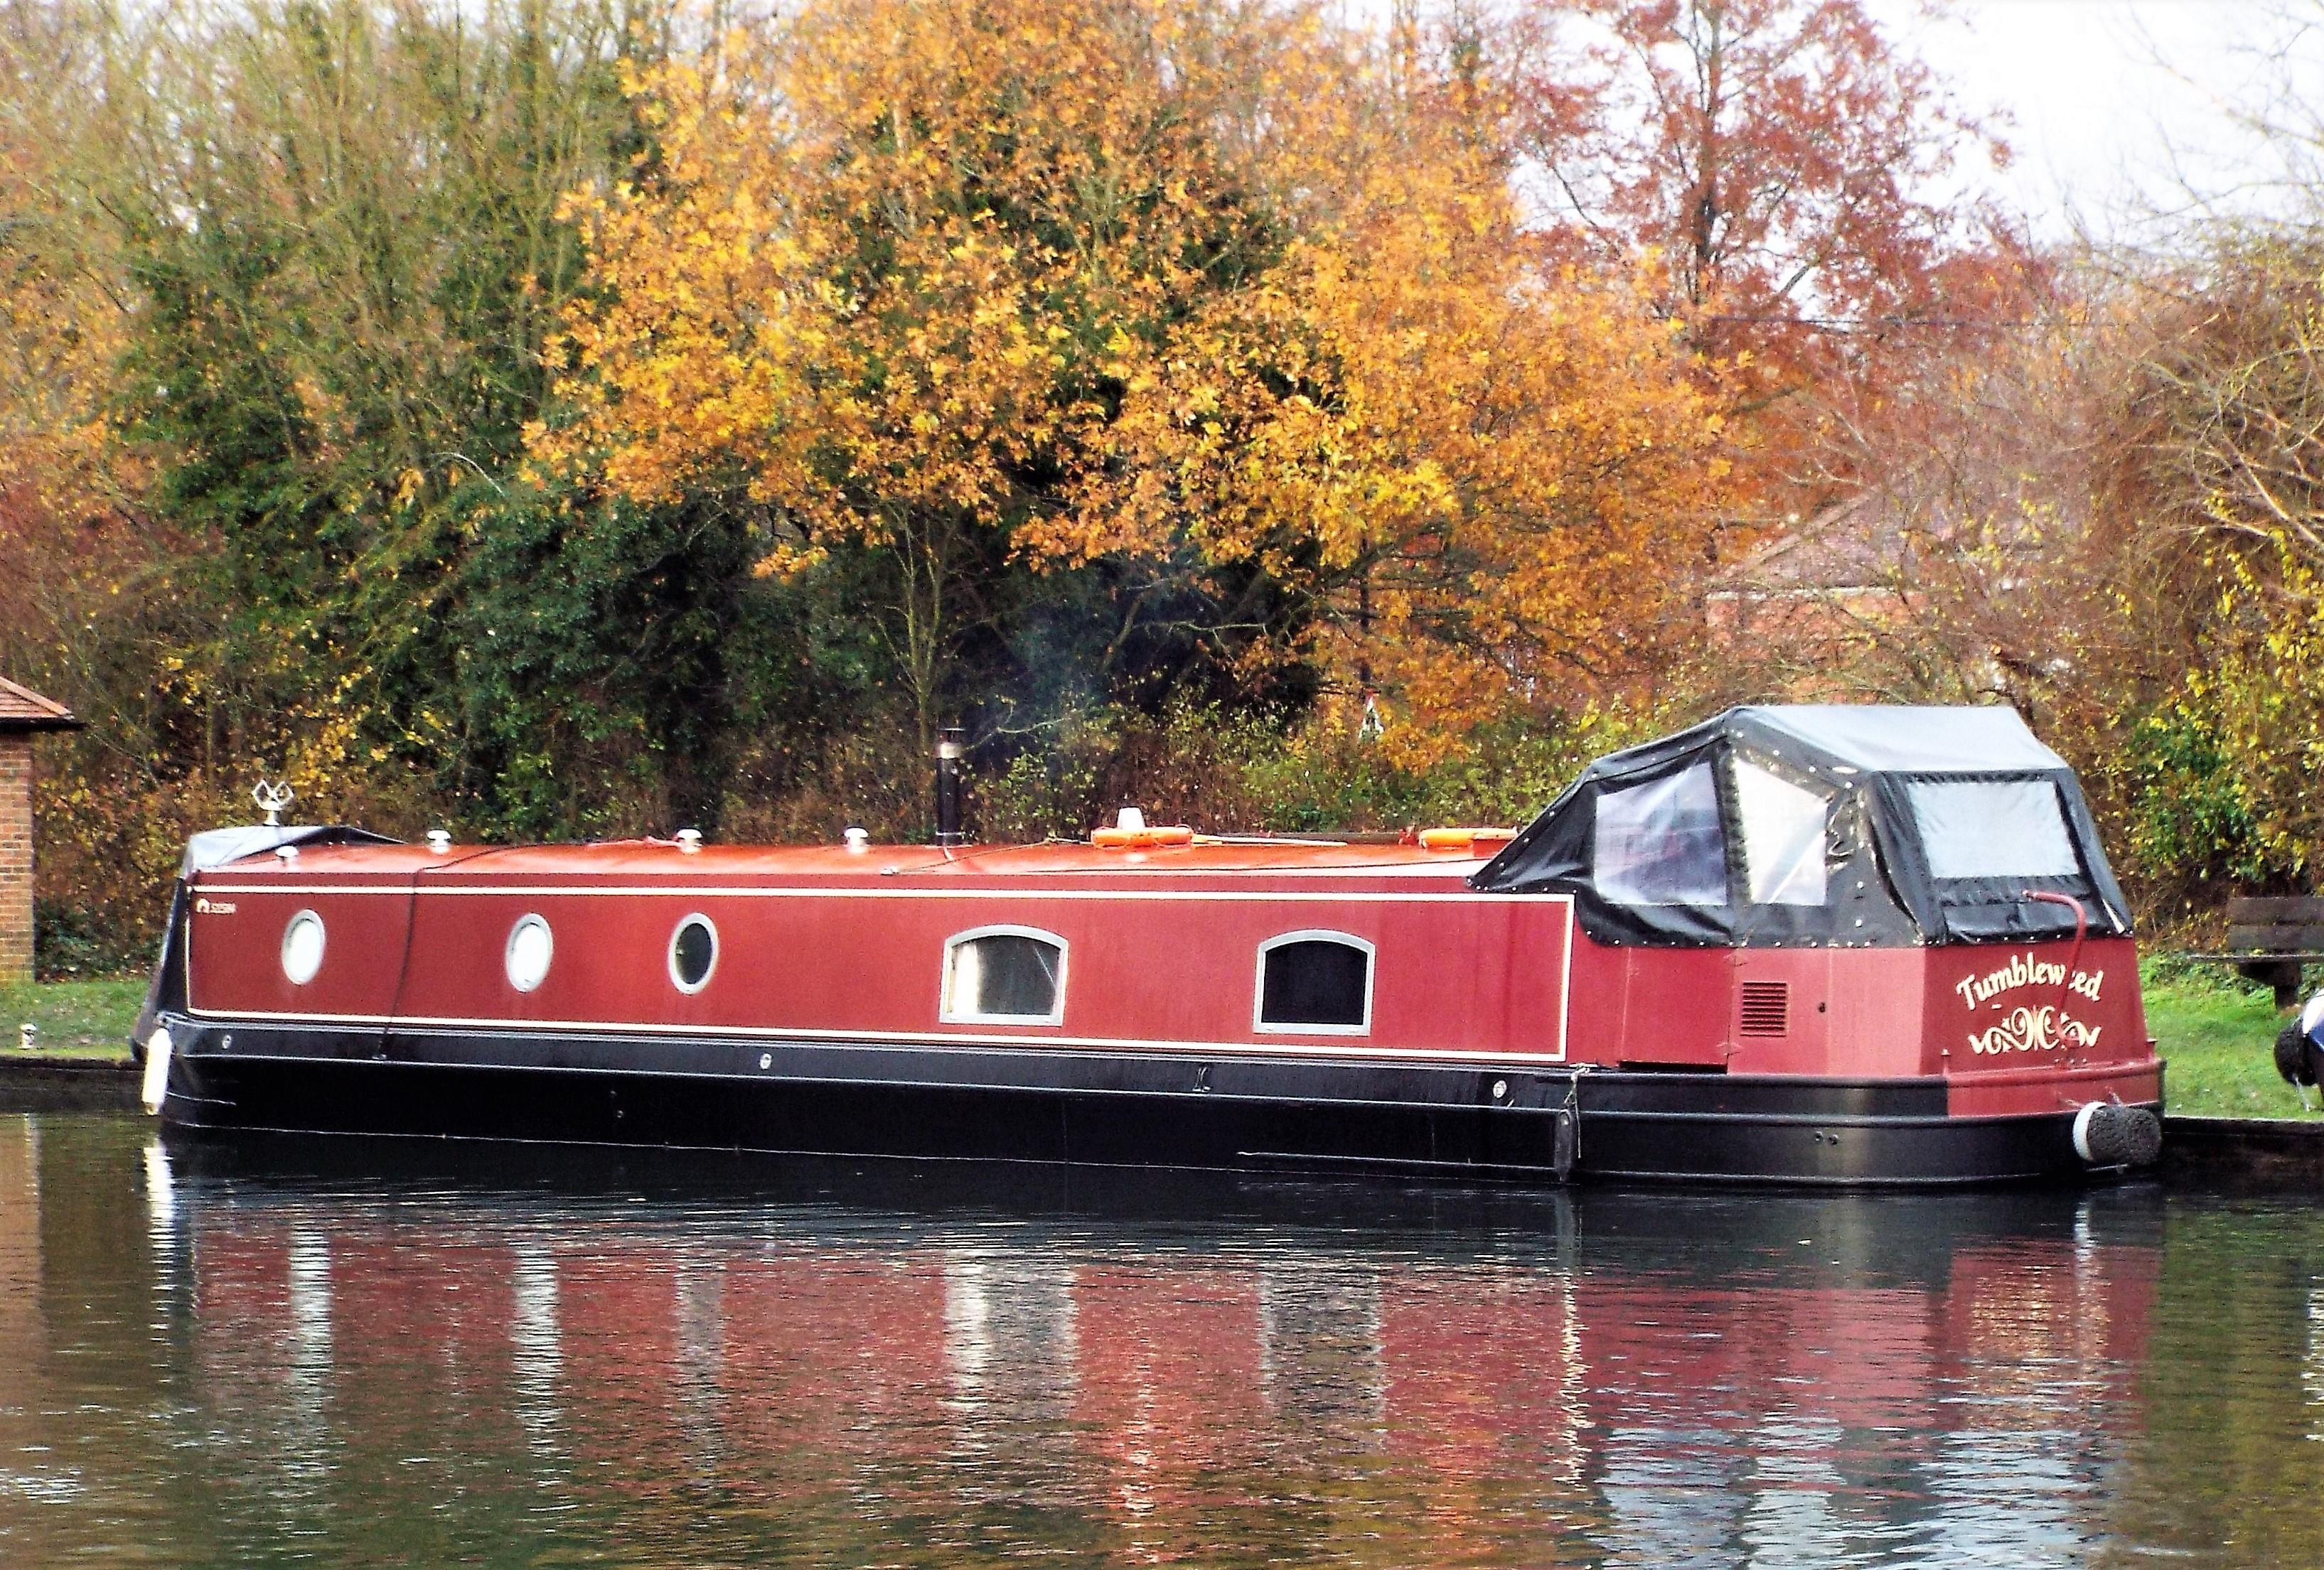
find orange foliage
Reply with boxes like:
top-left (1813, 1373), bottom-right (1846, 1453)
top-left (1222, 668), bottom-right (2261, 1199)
top-left (537, 0), bottom-right (1736, 763)
top-left (0, 6), bottom-right (131, 515)
top-left (1084, 177), bottom-right (1733, 764)
top-left (1508, 0), bottom-right (2017, 507)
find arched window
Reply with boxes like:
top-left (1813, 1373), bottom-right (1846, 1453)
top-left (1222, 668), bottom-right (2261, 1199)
top-left (942, 927), bottom-right (1066, 1025)
top-left (1255, 932), bottom-right (1373, 1034)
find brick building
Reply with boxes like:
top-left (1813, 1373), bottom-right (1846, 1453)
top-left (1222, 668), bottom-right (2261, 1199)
top-left (0, 677), bottom-right (81, 984)
top-left (1703, 488), bottom-right (1922, 663)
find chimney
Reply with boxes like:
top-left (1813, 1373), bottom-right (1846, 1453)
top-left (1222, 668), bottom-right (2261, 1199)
top-left (934, 726), bottom-right (965, 847)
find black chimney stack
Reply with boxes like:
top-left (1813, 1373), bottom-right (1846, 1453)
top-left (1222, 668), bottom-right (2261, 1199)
top-left (934, 725), bottom-right (965, 846)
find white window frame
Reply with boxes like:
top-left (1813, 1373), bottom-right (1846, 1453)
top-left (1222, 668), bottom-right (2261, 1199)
top-left (505, 913), bottom-right (555, 994)
top-left (941, 925), bottom-right (1069, 1026)
top-left (667, 913), bottom-right (719, 996)
top-left (280, 909), bottom-right (326, 986)
top-left (1253, 930), bottom-right (1376, 1036)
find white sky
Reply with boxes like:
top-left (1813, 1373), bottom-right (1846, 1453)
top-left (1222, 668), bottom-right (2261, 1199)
top-left (1868, 0), bottom-right (2324, 237)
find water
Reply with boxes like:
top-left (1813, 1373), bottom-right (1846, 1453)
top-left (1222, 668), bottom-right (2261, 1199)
top-left (1, 1113), bottom-right (2320, 1568)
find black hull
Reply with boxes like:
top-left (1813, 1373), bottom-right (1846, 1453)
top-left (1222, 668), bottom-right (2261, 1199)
top-left (148, 1014), bottom-right (2156, 1187)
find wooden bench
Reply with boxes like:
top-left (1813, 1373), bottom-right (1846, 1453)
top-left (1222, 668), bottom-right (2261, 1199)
top-left (2185, 896), bottom-right (2324, 1007)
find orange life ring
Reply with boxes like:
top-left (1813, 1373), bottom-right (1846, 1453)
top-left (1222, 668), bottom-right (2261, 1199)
top-left (1418, 827), bottom-right (1518, 851)
top-left (1091, 824), bottom-right (1196, 849)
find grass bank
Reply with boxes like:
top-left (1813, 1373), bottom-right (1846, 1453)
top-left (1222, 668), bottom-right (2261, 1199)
top-left (0, 978), bottom-right (144, 1060)
top-left (4, 969), bottom-right (2317, 1117)
top-left (2141, 964), bottom-right (2318, 1120)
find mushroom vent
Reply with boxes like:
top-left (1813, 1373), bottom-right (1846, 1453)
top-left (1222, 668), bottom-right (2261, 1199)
top-left (1738, 981), bottom-right (1791, 1038)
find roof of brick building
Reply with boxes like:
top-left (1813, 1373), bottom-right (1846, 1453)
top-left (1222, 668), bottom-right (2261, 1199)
top-left (0, 675), bottom-right (82, 733)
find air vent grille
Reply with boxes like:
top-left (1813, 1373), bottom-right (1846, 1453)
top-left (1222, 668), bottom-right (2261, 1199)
top-left (1738, 981), bottom-right (1791, 1038)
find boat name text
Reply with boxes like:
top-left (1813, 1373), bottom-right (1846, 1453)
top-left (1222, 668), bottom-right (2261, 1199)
top-left (1954, 952), bottom-right (2104, 1011)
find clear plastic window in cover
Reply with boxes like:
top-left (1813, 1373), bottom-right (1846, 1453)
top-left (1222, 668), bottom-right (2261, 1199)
top-left (1734, 761), bottom-right (1829, 905)
top-left (1906, 778), bottom-right (2079, 881)
top-left (1594, 763), bottom-right (1730, 906)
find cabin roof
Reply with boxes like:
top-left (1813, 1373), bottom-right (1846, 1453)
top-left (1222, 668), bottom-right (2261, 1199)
top-left (192, 835), bottom-right (1497, 881)
top-left (1474, 701), bottom-right (2128, 947)
top-left (1730, 704), bottom-right (2065, 775)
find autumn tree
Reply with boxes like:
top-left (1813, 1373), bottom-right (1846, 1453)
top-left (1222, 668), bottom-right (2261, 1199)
top-left (0, 0), bottom-right (128, 513)
top-left (1492, 0), bottom-right (2015, 504)
top-left (542, 0), bottom-right (1734, 765)
top-left (2087, 235), bottom-right (2324, 891)
top-left (1083, 175), bottom-right (1730, 759)
top-left (540, 0), bottom-right (1320, 749)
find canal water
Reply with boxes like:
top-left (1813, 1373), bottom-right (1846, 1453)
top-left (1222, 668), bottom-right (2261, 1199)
top-left (2, 1113), bottom-right (2319, 1568)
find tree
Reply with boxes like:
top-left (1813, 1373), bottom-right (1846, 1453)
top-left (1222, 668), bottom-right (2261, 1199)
top-left (0, 0), bottom-right (129, 513)
top-left (1085, 165), bottom-right (1732, 761)
top-left (539, 0), bottom-right (1321, 749)
top-left (1506, 0), bottom-right (2012, 500)
top-left (89, 0), bottom-right (788, 829)
top-left (542, 0), bottom-right (1735, 764)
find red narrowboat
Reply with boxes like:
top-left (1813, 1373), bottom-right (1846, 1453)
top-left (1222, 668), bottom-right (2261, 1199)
top-left (133, 704), bottom-right (2165, 1184)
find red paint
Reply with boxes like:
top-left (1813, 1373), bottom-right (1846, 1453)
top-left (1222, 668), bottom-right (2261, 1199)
top-left (178, 836), bottom-right (2165, 1112)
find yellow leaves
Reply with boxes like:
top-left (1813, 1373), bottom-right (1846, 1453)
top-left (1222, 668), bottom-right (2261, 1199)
top-left (1069, 107), bottom-right (1734, 749)
top-left (0, 75), bottom-right (131, 516)
top-left (536, 0), bottom-right (1736, 760)
top-left (754, 541), bottom-right (830, 580)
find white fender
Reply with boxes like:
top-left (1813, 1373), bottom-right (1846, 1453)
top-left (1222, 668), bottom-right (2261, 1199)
top-left (139, 1027), bottom-right (172, 1116)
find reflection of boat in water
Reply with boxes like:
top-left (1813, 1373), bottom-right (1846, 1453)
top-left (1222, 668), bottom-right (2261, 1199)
top-left (146, 1137), bottom-right (2163, 1563)
top-left (137, 705), bottom-right (2163, 1184)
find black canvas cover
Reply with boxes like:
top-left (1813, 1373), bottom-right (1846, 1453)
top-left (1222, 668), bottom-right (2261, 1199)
top-left (1472, 706), bottom-right (2132, 948)
top-left (178, 823), bottom-right (401, 875)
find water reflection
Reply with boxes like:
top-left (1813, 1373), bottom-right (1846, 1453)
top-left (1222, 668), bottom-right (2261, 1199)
top-left (2, 1114), bottom-right (2322, 1566)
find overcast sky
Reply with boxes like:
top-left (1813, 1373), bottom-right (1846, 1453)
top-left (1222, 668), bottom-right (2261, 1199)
top-left (1868, 0), bottom-right (2324, 237)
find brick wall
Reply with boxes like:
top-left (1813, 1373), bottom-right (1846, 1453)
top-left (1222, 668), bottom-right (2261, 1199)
top-left (0, 735), bottom-right (32, 983)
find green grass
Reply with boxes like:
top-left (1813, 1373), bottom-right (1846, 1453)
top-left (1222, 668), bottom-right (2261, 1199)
top-left (0, 977), bottom-right (144, 1061)
top-left (2143, 963), bottom-right (2323, 1121)
top-left (4, 967), bottom-right (2319, 1116)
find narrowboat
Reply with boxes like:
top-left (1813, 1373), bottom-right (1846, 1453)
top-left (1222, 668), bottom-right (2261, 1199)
top-left (133, 704), bottom-right (2165, 1185)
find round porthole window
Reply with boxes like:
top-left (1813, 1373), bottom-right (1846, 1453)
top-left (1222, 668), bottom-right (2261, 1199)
top-left (505, 914), bottom-right (554, 993)
top-left (281, 910), bottom-right (326, 986)
top-left (668, 915), bottom-right (718, 994)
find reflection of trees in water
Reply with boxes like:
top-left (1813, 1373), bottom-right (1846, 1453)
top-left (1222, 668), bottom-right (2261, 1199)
top-left (162, 1187), bottom-right (2169, 1566)
top-left (2098, 1205), bottom-right (2324, 1569)
top-left (1259, 1263), bottom-right (1386, 1445)
top-left (0, 1117), bottom-right (63, 1568)
top-left (18, 1119), bottom-right (2324, 1565)
top-left (2310, 1289), bottom-right (2324, 1419)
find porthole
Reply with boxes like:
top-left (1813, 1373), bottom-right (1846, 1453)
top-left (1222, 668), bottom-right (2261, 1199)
top-left (505, 913), bottom-right (554, 993)
top-left (668, 914), bottom-right (719, 994)
top-left (280, 910), bottom-right (326, 986)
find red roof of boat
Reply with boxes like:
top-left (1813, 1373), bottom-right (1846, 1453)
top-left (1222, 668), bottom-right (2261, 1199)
top-left (201, 835), bottom-right (1498, 880)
